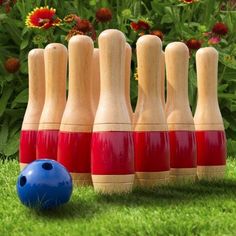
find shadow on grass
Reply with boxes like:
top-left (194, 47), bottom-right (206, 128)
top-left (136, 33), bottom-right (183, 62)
top-left (31, 197), bottom-right (100, 220)
top-left (95, 179), bottom-right (236, 207)
top-left (31, 179), bottom-right (236, 219)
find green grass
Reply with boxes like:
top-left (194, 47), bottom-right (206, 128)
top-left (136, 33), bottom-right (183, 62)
top-left (1, 159), bottom-right (236, 236)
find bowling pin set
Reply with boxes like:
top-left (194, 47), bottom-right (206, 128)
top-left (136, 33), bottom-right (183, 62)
top-left (19, 29), bottom-right (226, 194)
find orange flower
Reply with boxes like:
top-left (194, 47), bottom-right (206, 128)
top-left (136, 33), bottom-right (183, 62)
top-left (4, 57), bottom-right (20, 73)
top-left (63, 14), bottom-right (77, 23)
top-left (96, 8), bottom-right (112, 22)
top-left (26, 6), bottom-right (61, 29)
top-left (150, 30), bottom-right (164, 41)
top-left (66, 29), bottom-right (84, 41)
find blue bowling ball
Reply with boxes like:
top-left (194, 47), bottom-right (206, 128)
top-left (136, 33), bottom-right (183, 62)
top-left (16, 159), bottom-right (73, 209)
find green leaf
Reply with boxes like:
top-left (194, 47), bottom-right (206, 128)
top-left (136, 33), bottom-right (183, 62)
top-left (11, 88), bottom-right (28, 108)
top-left (161, 14), bottom-right (173, 24)
top-left (219, 52), bottom-right (236, 70)
top-left (20, 39), bottom-right (29, 50)
top-left (0, 120), bottom-right (9, 153)
top-left (218, 93), bottom-right (236, 99)
top-left (3, 132), bottom-right (20, 156)
top-left (218, 84), bottom-right (228, 92)
top-left (0, 87), bottom-right (13, 117)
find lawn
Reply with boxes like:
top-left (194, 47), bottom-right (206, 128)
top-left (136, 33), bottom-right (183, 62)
top-left (1, 159), bottom-right (236, 236)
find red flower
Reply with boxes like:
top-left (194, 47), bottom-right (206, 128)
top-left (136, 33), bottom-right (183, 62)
top-left (130, 20), bottom-right (150, 32)
top-left (138, 20), bottom-right (150, 30)
top-left (96, 8), bottom-right (112, 22)
top-left (76, 18), bottom-right (93, 33)
top-left (150, 30), bottom-right (164, 41)
top-left (186, 38), bottom-right (202, 50)
top-left (182, 0), bottom-right (198, 3)
top-left (4, 58), bottom-right (20, 73)
top-left (68, 18), bottom-right (96, 41)
top-left (26, 6), bottom-right (61, 29)
top-left (212, 22), bottom-right (228, 36)
top-left (130, 22), bottom-right (140, 31)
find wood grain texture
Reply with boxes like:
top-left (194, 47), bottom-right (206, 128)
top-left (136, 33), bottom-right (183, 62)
top-left (93, 29), bottom-right (131, 131)
top-left (92, 174), bottom-right (134, 194)
top-left (39, 43), bottom-right (67, 130)
top-left (90, 48), bottom-right (100, 118)
top-left (133, 35), bottom-right (167, 131)
top-left (165, 42), bottom-right (194, 131)
top-left (125, 43), bottom-right (133, 120)
top-left (60, 35), bottom-right (94, 132)
top-left (160, 51), bottom-right (165, 112)
top-left (194, 47), bottom-right (224, 131)
top-left (170, 167), bottom-right (197, 182)
top-left (135, 171), bottom-right (169, 187)
top-left (22, 49), bottom-right (45, 130)
top-left (197, 165), bottom-right (225, 180)
top-left (70, 173), bottom-right (92, 186)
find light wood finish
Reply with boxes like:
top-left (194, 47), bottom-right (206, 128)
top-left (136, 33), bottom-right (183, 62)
top-left (22, 49), bottom-right (45, 130)
top-left (133, 35), bottom-right (167, 132)
top-left (125, 43), bottom-right (133, 120)
top-left (160, 51), bottom-right (165, 111)
top-left (20, 163), bottom-right (28, 170)
top-left (70, 173), bottom-right (92, 186)
top-left (194, 47), bottom-right (224, 131)
top-left (90, 48), bottom-right (100, 118)
top-left (39, 43), bottom-right (67, 130)
top-left (135, 178), bottom-right (169, 187)
top-left (93, 29), bottom-right (131, 132)
top-left (165, 42), bottom-right (194, 131)
top-left (92, 174), bottom-right (134, 194)
top-left (135, 171), bottom-right (169, 187)
top-left (60, 35), bottom-right (94, 132)
top-left (197, 165), bottom-right (225, 180)
top-left (135, 171), bottom-right (169, 179)
top-left (170, 168), bottom-right (197, 182)
top-left (93, 183), bottom-right (133, 194)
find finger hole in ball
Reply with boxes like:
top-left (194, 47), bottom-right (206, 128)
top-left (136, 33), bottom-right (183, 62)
top-left (20, 176), bottom-right (27, 187)
top-left (42, 162), bottom-right (53, 170)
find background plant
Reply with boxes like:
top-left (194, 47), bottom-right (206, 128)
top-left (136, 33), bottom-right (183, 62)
top-left (0, 0), bottom-right (235, 160)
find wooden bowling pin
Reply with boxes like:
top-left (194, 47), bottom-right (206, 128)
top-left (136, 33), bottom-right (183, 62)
top-left (91, 29), bottom-right (134, 194)
top-left (194, 47), bottom-right (226, 180)
top-left (125, 43), bottom-right (133, 120)
top-left (165, 42), bottom-right (197, 182)
top-left (19, 49), bottom-right (45, 170)
top-left (36, 43), bottom-right (67, 160)
top-left (90, 48), bottom-right (100, 117)
top-left (58, 35), bottom-right (94, 186)
top-left (133, 35), bottom-right (170, 187)
top-left (160, 51), bottom-right (165, 110)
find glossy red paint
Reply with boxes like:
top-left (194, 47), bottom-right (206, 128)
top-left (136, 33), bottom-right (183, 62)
top-left (36, 130), bottom-right (58, 160)
top-left (169, 131), bottom-right (197, 168)
top-left (196, 130), bottom-right (226, 166)
top-left (19, 130), bottom-right (38, 164)
top-left (57, 131), bottom-right (92, 173)
top-left (134, 131), bottom-right (170, 172)
top-left (91, 131), bottom-right (134, 175)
